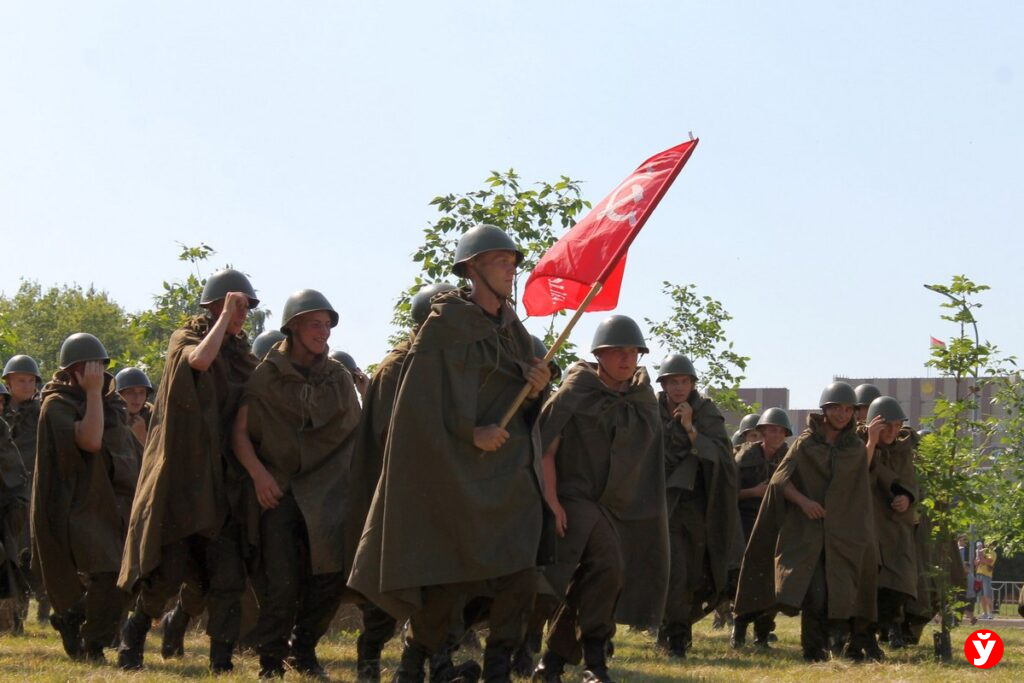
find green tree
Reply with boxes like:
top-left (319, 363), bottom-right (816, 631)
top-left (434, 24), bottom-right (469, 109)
top-left (918, 275), bottom-right (1007, 659)
top-left (121, 243), bottom-right (268, 384)
top-left (645, 281), bottom-right (752, 415)
top-left (0, 280), bottom-right (141, 377)
top-left (388, 170), bottom-right (591, 373)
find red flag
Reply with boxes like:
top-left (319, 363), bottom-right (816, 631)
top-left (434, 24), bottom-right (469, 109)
top-left (522, 139), bottom-right (699, 317)
top-left (930, 336), bottom-right (946, 348)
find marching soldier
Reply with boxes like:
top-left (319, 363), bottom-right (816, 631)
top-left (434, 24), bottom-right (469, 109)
top-left (854, 383), bottom-right (881, 424)
top-left (234, 289), bottom-right (361, 678)
top-left (349, 225), bottom-right (551, 683)
top-left (654, 353), bottom-right (738, 658)
top-left (32, 334), bottom-right (138, 662)
top-left (118, 269), bottom-right (259, 673)
top-left (731, 408), bottom-right (792, 648)
top-left (532, 316), bottom-right (668, 683)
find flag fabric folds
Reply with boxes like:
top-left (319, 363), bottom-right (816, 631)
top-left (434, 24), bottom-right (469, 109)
top-left (930, 336), bottom-right (946, 348)
top-left (522, 139), bottom-right (699, 317)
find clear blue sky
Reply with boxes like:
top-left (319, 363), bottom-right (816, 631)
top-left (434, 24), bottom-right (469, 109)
top-left (2, 1), bottom-right (1021, 408)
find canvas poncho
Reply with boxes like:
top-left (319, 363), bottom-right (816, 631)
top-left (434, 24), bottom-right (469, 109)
top-left (735, 441), bottom-right (786, 540)
top-left (734, 413), bottom-right (877, 621)
top-left (541, 361), bottom-right (669, 628)
top-left (0, 419), bottom-right (28, 601)
top-left (348, 291), bottom-right (545, 619)
top-left (661, 390), bottom-right (740, 604)
top-left (859, 424), bottom-right (919, 598)
top-left (243, 340), bottom-right (361, 574)
top-left (2, 396), bottom-right (39, 479)
top-left (119, 315), bottom-right (256, 591)
top-left (344, 338), bottom-right (410, 573)
top-left (32, 372), bottom-right (138, 612)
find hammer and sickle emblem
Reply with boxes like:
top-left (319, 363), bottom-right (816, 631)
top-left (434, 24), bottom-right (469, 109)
top-left (598, 163), bottom-right (659, 227)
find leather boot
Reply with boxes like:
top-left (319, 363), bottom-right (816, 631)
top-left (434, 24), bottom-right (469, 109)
top-left (117, 610), bottom-right (151, 670)
top-left (288, 626), bottom-right (328, 679)
top-left (209, 638), bottom-right (235, 674)
top-left (581, 638), bottom-right (615, 683)
top-left (160, 602), bottom-right (190, 659)
top-left (357, 633), bottom-right (384, 682)
top-left (51, 609), bottom-right (85, 660)
top-left (482, 644), bottom-right (513, 683)
top-left (730, 621), bottom-right (747, 649)
top-left (394, 641), bottom-right (430, 683)
top-left (531, 650), bottom-right (565, 683)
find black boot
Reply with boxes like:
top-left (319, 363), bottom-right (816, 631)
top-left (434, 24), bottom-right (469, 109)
top-left (357, 633), bottom-right (385, 682)
top-left (510, 639), bottom-right (536, 678)
top-left (752, 621), bottom-right (772, 649)
top-left (51, 610), bottom-right (84, 660)
top-left (430, 655), bottom-right (482, 683)
top-left (887, 624), bottom-right (905, 649)
top-left (259, 654), bottom-right (285, 679)
top-left (116, 610), bottom-right (150, 670)
top-left (82, 639), bottom-right (107, 664)
top-left (581, 638), bottom-right (615, 683)
top-left (394, 642), bottom-right (430, 683)
top-left (210, 639), bottom-right (235, 674)
top-left (531, 650), bottom-right (565, 683)
top-left (160, 602), bottom-right (190, 659)
top-left (482, 644), bottom-right (513, 683)
top-left (730, 622), bottom-right (747, 649)
top-left (288, 627), bottom-right (328, 679)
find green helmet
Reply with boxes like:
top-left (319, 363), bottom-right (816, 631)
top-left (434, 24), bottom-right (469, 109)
top-left (411, 283), bottom-right (457, 326)
top-left (451, 224), bottom-right (524, 277)
top-left (867, 396), bottom-right (907, 423)
top-left (737, 413), bottom-right (761, 436)
top-left (115, 367), bottom-right (153, 395)
top-left (59, 333), bottom-right (110, 369)
top-left (329, 350), bottom-right (358, 372)
top-left (199, 268), bottom-right (259, 308)
top-left (854, 383), bottom-right (882, 407)
top-left (731, 430), bottom-right (743, 447)
top-left (0, 383), bottom-right (9, 397)
top-left (591, 315), bottom-right (648, 354)
top-left (252, 329), bottom-right (286, 359)
top-left (3, 354), bottom-right (41, 380)
top-left (280, 289), bottom-right (339, 333)
top-left (757, 407), bottom-right (793, 436)
top-left (819, 381), bottom-right (857, 408)
top-left (656, 353), bottom-right (697, 382)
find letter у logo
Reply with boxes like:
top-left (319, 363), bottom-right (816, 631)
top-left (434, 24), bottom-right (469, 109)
top-left (964, 629), bottom-right (1004, 669)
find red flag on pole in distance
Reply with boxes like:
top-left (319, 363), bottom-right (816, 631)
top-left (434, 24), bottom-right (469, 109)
top-left (522, 139), bottom-right (699, 317)
top-left (930, 336), bottom-right (946, 348)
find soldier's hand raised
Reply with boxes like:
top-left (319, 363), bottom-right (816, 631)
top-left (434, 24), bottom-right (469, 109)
top-left (865, 415), bottom-right (886, 448)
top-left (673, 402), bottom-right (693, 430)
top-left (474, 425), bottom-right (510, 452)
top-left (223, 291), bottom-right (251, 319)
top-left (75, 361), bottom-right (105, 394)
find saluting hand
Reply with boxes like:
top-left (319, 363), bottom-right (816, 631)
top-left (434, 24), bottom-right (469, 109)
top-left (222, 291), bottom-right (251, 319)
top-left (75, 360), bottom-right (105, 394)
top-left (525, 359), bottom-right (551, 398)
top-left (865, 415), bottom-right (886, 448)
top-left (474, 425), bottom-right (509, 452)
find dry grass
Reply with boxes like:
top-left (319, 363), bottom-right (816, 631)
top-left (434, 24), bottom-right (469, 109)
top-left (0, 603), bottom-right (1022, 681)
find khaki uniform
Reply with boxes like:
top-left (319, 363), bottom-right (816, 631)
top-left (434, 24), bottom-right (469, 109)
top-left (539, 362), bottom-right (669, 664)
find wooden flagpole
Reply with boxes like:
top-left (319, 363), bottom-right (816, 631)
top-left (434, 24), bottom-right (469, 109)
top-left (498, 281), bottom-right (603, 428)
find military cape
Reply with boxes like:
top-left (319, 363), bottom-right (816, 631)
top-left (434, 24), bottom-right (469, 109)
top-left (344, 338), bottom-right (410, 574)
top-left (541, 361), bottom-right (669, 628)
top-left (735, 441), bottom-right (786, 540)
top-left (660, 390), bottom-right (740, 606)
top-left (119, 316), bottom-right (256, 591)
top-left (348, 291), bottom-right (545, 619)
top-left (243, 340), bottom-right (360, 574)
top-left (0, 418), bottom-right (27, 600)
top-left (33, 373), bottom-right (137, 612)
top-left (735, 413), bottom-right (877, 621)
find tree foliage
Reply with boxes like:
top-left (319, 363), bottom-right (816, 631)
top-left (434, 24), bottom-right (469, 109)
top-left (645, 281), bottom-right (752, 415)
top-left (0, 281), bottom-right (140, 378)
top-left (388, 170), bottom-right (591, 373)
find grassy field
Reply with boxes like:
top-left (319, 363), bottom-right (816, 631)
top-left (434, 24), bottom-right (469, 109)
top-left (0, 605), bottom-right (1022, 681)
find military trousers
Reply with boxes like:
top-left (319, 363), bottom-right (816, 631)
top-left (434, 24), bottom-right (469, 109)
top-left (661, 494), bottom-right (713, 638)
top-left (546, 513), bottom-right (624, 664)
top-left (407, 567), bottom-right (537, 654)
top-left (249, 493), bottom-right (346, 659)
top-left (134, 520), bottom-right (245, 642)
